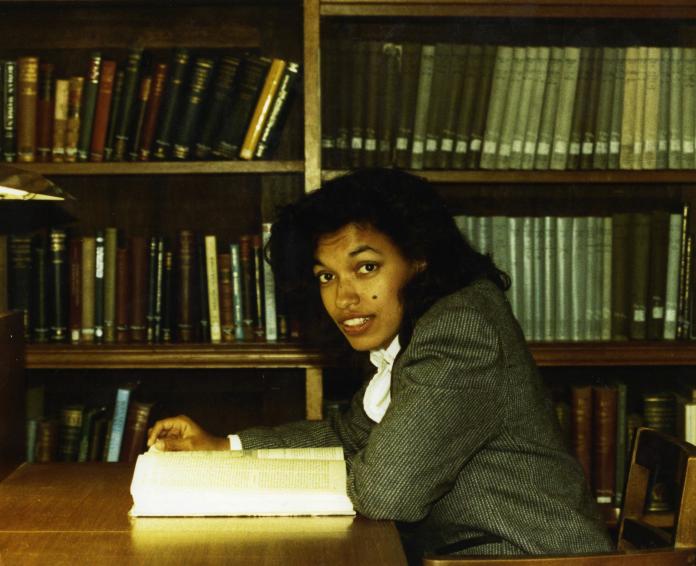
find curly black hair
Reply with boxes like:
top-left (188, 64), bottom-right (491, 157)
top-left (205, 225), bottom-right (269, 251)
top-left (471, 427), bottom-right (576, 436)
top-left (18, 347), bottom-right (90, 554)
top-left (268, 168), bottom-right (509, 349)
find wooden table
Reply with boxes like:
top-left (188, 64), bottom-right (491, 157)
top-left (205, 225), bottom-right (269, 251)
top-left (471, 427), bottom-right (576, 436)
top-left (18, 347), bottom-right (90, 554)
top-left (0, 463), bottom-right (408, 565)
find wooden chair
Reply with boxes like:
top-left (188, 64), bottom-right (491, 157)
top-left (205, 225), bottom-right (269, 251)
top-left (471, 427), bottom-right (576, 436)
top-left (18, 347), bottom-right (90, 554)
top-left (0, 311), bottom-right (24, 480)
top-left (423, 427), bottom-right (696, 566)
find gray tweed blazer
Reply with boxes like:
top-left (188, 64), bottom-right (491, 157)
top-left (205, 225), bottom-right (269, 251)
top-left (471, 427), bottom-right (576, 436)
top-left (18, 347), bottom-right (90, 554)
top-left (239, 279), bottom-right (613, 559)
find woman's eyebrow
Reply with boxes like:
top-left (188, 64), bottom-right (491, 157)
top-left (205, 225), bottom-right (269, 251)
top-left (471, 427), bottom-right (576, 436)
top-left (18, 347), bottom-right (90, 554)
top-left (349, 245), bottom-right (380, 257)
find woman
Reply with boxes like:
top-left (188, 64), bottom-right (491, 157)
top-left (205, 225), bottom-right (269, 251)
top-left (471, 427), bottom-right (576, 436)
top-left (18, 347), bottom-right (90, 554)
top-left (148, 168), bottom-right (612, 561)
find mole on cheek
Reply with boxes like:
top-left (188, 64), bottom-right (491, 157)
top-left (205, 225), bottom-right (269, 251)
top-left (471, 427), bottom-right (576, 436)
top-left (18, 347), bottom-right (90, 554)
top-left (372, 295), bottom-right (378, 300)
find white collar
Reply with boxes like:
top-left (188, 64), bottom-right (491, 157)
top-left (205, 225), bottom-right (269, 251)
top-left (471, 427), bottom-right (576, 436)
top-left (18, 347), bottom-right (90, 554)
top-left (364, 335), bottom-right (401, 423)
top-left (369, 335), bottom-right (401, 370)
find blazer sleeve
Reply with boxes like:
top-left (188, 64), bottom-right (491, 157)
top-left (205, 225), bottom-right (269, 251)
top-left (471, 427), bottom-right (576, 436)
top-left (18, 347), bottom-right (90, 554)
top-left (346, 298), bottom-right (507, 522)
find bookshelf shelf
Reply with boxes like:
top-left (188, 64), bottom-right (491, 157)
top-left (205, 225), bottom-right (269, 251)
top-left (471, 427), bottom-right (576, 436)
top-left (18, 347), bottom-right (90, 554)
top-left (529, 342), bottom-right (696, 366)
top-left (322, 169), bottom-right (696, 185)
top-left (16, 161), bottom-right (304, 176)
top-left (25, 343), bottom-right (332, 369)
top-left (319, 0), bottom-right (696, 19)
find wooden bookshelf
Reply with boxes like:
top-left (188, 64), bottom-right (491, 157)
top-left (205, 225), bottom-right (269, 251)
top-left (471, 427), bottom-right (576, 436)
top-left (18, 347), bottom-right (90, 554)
top-left (16, 161), bottom-right (304, 176)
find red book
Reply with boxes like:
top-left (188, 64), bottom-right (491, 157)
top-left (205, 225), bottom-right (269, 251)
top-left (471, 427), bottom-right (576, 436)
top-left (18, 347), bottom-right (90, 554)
top-left (571, 384), bottom-right (593, 488)
top-left (138, 63), bottom-right (168, 161)
top-left (218, 253), bottom-right (235, 342)
top-left (119, 400), bottom-right (153, 463)
top-left (89, 60), bottom-right (117, 162)
top-left (177, 230), bottom-right (194, 342)
top-left (68, 237), bottom-right (82, 344)
top-left (130, 236), bottom-right (147, 343)
top-left (17, 56), bottom-right (39, 163)
top-left (35, 62), bottom-right (54, 162)
top-left (115, 245), bottom-right (130, 343)
top-left (593, 385), bottom-right (618, 503)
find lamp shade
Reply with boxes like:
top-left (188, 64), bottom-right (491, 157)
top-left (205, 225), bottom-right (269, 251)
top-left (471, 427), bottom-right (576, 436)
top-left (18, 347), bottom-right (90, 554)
top-left (0, 166), bottom-right (76, 233)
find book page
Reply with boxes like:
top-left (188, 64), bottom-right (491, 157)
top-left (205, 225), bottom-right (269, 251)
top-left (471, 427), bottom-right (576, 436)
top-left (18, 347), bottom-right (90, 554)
top-left (249, 447), bottom-right (344, 461)
top-left (130, 450), bottom-right (354, 517)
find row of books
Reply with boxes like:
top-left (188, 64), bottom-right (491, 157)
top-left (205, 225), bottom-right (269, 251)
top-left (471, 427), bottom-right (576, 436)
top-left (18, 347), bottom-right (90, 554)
top-left (322, 41), bottom-right (696, 171)
top-left (26, 383), bottom-right (150, 464)
top-left (1, 48), bottom-right (300, 164)
top-left (1, 225), bottom-right (289, 345)
top-left (454, 206), bottom-right (692, 342)
top-left (556, 381), bottom-right (690, 509)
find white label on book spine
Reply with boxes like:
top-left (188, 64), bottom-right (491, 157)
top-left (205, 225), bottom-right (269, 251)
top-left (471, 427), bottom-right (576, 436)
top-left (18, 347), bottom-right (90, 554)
top-left (441, 138), bottom-right (454, 152)
top-left (524, 141), bottom-right (536, 155)
top-left (652, 306), bottom-right (665, 319)
top-left (595, 141), bottom-right (608, 155)
top-left (633, 141), bottom-right (642, 154)
top-left (569, 142), bottom-right (580, 156)
top-left (666, 309), bottom-right (677, 322)
top-left (425, 138), bottom-right (438, 152)
top-left (610, 141), bottom-right (620, 154)
top-left (512, 140), bottom-right (523, 153)
top-left (395, 137), bottom-right (408, 150)
top-left (364, 138), bottom-right (377, 151)
top-left (684, 140), bottom-right (695, 154)
top-left (536, 142), bottom-right (550, 156)
top-left (633, 308), bottom-right (646, 322)
top-left (659, 140), bottom-right (668, 151)
top-left (670, 139), bottom-right (681, 151)
top-left (554, 140), bottom-right (567, 155)
top-left (470, 138), bottom-right (482, 151)
top-left (644, 140), bottom-right (656, 153)
top-left (411, 140), bottom-right (424, 155)
top-left (582, 141), bottom-right (593, 155)
top-left (483, 140), bottom-right (497, 155)
top-left (351, 137), bottom-right (363, 150)
top-left (321, 138), bottom-right (335, 149)
top-left (455, 140), bottom-right (468, 154)
top-left (498, 143), bottom-right (511, 157)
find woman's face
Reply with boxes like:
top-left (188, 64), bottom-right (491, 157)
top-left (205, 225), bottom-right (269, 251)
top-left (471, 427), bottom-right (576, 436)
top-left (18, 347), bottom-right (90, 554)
top-left (312, 223), bottom-right (419, 351)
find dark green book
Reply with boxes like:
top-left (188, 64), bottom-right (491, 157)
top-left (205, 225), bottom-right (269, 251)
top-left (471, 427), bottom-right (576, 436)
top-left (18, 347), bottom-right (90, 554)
top-left (2, 60), bottom-right (17, 162)
top-left (333, 39), bottom-right (353, 168)
top-left (579, 47), bottom-right (603, 170)
top-left (112, 47), bottom-right (143, 161)
top-left (103, 69), bottom-right (125, 162)
top-left (451, 44), bottom-right (483, 169)
top-left (465, 45), bottom-right (496, 169)
top-left (77, 51), bottom-right (102, 161)
top-left (349, 42), bottom-right (368, 168)
top-left (321, 40), bottom-right (339, 168)
top-left (567, 47), bottom-right (592, 170)
top-left (647, 210), bottom-right (670, 339)
top-left (31, 235), bottom-right (49, 343)
top-left (9, 235), bottom-right (31, 339)
top-left (362, 41), bottom-right (382, 168)
top-left (437, 43), bottom-right (468, 169)
top-left (146, 235), bottom-right (158, 343)
top-left (196, 233), bottom-right (210, 342)
top-left (153, 237), bottom-right (165, 343)
top-left (161, 249), bottom-right (174, 342)
top-left (393, 42), bottom-right (421, 169)
top-left (59, 405), bottom-right (84, 462)
top-left (194, 55), bottom-right (241, 160)
top-left (423, 43), bottom-right (455, 169)
top-left (213, 54), bottom-right (271, 159)
top-left (153, 48), bottom-right (191, 160)
top-left (77, 405), bottom-right (107, 462)
top-left (628, 212), bottom-right (651, 340)
top-left (94, 230), bottom-right (105, 343)
top-left (48, 229), bottom-right (68, 343)
top-left (376, 43), bottom-right (401, 167)
top-left (611, 212), bottom-right (630, 340)
top-left (127, 75), bottom-right (152, 161)
top-left (173, 57), bottom-right (215, 160)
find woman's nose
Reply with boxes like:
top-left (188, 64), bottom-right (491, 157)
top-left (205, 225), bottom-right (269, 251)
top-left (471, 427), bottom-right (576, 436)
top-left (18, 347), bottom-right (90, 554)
top-left (335, 280), bottom-right (360, 309)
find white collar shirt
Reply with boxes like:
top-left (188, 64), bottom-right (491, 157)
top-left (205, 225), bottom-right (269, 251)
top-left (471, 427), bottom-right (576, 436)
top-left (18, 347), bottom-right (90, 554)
top-left (364, 335), bottom-right (401, 423)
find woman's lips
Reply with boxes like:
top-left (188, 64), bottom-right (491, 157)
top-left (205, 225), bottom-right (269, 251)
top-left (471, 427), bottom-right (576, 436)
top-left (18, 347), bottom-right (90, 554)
top-left (340, 315), bottom-right (374, 335)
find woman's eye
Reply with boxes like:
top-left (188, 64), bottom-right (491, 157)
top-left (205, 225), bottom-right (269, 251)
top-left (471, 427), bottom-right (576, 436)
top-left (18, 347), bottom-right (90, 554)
top-left (358, 263), bottom-right (378, 275)
top-left (316, 272), bottom-right (333, 284)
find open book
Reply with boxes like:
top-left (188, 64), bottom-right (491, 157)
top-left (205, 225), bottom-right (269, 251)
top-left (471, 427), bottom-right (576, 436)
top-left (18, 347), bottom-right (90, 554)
top-left (129, 447), bottom-right (355, 517)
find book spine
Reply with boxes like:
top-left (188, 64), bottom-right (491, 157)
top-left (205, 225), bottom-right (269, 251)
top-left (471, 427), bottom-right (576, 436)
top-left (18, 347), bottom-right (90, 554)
top-left (592, 47), bottom-right (618, 170)
top-left (127, 75), bottom-right (152, 161)
top-left (239, 235), bottom-right (255, 340)
top-left (153, 237), bottom-right (165, 342)
top-left (115, 245), bottom-right (130, 343)
top-left (252, 234), bottom-right (265, 340)
top-left (137, 62), bottom-right (168, 161)
top-left (177, 229), bottom-right (194, 342)
top-left (173, 57), bottom-right (215, 160)
top-left (58, 405), bottom-right (83, 462)
top-left (261, 223), bottom-right (277, 341)
top-left (608, 47), bottom-right (626, 170)
top-left (362, 42), bottom-right (382, 168)
top-left (230, 243), bottom-right (244, 341)
top-left (77, 51), bottom-right (102, 161)
top-left (36, 62), bottom-right (54, 162)
top-left (103, 227), bottom-right (118, 343)
top-left (593, 385), bottom-right (617, 503)
top-left (571, 384), bottom-right (593, 488)
top-left (129, 235), bottom-right (148, 343)
top-left (508, 46), bottom-right (537, 170)
top-left (2, 60), bottom-right (17, 162)
top-left (17, 56), bottom-right (38, 163)
top-left (641, 46), bottom-right (661, 169)
top-left (146, 236), bottom-right (158, 343)
top-left (49, 229), bottom-right (68, 343)
top-left (677, 204), bottom-right (691, 338)
top-left (253, 61), bottom-right (300, 160)
top-left (77, 406), bottom-right (106, 462)
top-left (628, 213), bottom-right (651, 339)
top-left (196, 234), bottom-right (210, 342)
top-left (240, 58), bottom-right (286, 160)
top-left (161, 250), bottom-right (174, 342)
top-left (534, 46), bottom-right (564, 170)
top-left (619, 46), bottom-right (640, 170)
top-left (80, 236), bottom-right (96, 343)
top-left (205, 235), bottom-right (221, 344)
top-left (631, 46), bottom-right (648, 170)
top-left (550, 47), bottom-right (581, 171)
top-left (613, 381), bottom-right (628, 508)
top-left (656, 47), bottom-right (670, 169)
top-left (521, 47), bottom-right (550, 170)
top-left (51, 79), bottom-right (69, 162)
top-left (409, 44), bottom-right (436, 170)
top-left (218, 253), bottom-right (235, 342)
top-left (32, 236), bottom-right (48, 343)
top-left (495, 46), bottom-right (527, 170)
top-left (119, 400), bottom-right (153, 463)
top-left (89, 59), bottom-right (117, 162)
top-left (348, 42), bottom-right (368, 168)
top-left (480, 45), bottom-right (513, 170)
top-left (378, 44), bottom-right (401, 167)
top-left (103, 69), bottom-right (125, 161)
top-left (579, 47), bottom-right (602, 170)
top-left (93, 230), bottom-right (105, 343)
top-left (393, 42), bottom-right (421, 169)
top-left (105, 387), bottom-right (132, 462)
top-left (663, 212), bottom-right (683, 340)
top-left (153, 48), bottom-right (190, 160)
top-left (601, 217), bottom-right (613, 340)
top-left (64, 76), bottom-right (84, 163)
top-left (112, 48), bottom-right (143, 161)
top-left (69, 237), bottom-right (81, 343)
top-left (194, 55), bottom-right (240, 160)
top-left (611, 213), bottom-right (630, 340)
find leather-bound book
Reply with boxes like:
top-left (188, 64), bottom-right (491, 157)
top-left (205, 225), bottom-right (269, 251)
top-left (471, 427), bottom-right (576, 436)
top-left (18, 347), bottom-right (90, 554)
top-left (239, 235), bottom-right (255, 341)
top-left (378, 45), bottom-right (400, 167)
top-left (194, 55), bottom-right (240, 160)
top-left (31, 235), bottom-right (49, 343)
top-left (129, 235), bottom-right (148, 343)
top-left (176, 229), bottom-right (194, 342)
top-left (253, 61), bottom-right (300, 160)
top-left (68, 236), bottom-right (82, 344)
top-left (153, 48), bottom-right (190, 160)
top-left (153, 237), bottom-right (165, 342)
top-left (58, 405), bottom-right (83, 462)
top-left (196, 233), bottom-right (210, 342)
top-left (64, 76), bottom-right (84, 163)
top-left (115, 245), bottom-right (130, 343)
top-left (49, 229), bottom-right (68, 343)
top-left (393, 42), bottom-right (422, 169)
top-left (51, 78), bottom-right (69, 162)
top-left (2, 60), bottom-right (17, 162)
top-left (89, 59), bottom-right (117, 162)
top-left (137, 62), bottom-right (168, 161)
top-left (77, 51), bottom-right (102, 161)
top-left (103, 69), bottom-right (125, 161)
top-left (593, 385), bottom-right (617, 503)
top-left (465, 45), bottom-right (496, 169)
top-left (251, 235), bottom-right (265, 340)
top-left (146, 236), bottom-right (158, 343)
top-left (112, 47), bottom-right (143, 161)
top-left (204, 235), bottom-right (221, 344)
top-left (120, 400), bottom-right (154, 463)
top-left (17, 55), bottom-right (39, 162)
top-left (103, 227), bottom-right (118, 343)
top-left (8, 235), bottom-right (32, 339)
top-left (161, 250), bottom-right (173, 342)
top-left (173, 57), bottom-right (215, 160)
top-left (240, 58), bottom-right (286, 161)
top-left (94, 230), bottom-right (105, 343)
top-left (213, 54), bottom-right (271, 159)
top-left (571, 384), bottom-right (593, 488)
top-left (218, 252), bottom-right (235, 342)
top-left (127, 75), bottom-right (152, 161)
top-left (35, 62), bottom-right (54, 162)
top-left (35, 419), bottom-right (59, 463)
top-left (80, 236), bottom-right (96, 344)
top-left (230, 243), bottom-right (244, 341)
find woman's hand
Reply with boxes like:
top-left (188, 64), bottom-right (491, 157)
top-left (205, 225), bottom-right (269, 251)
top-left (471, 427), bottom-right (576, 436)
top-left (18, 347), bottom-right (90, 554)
top-left (146, 415), bottom-right (229, 451)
